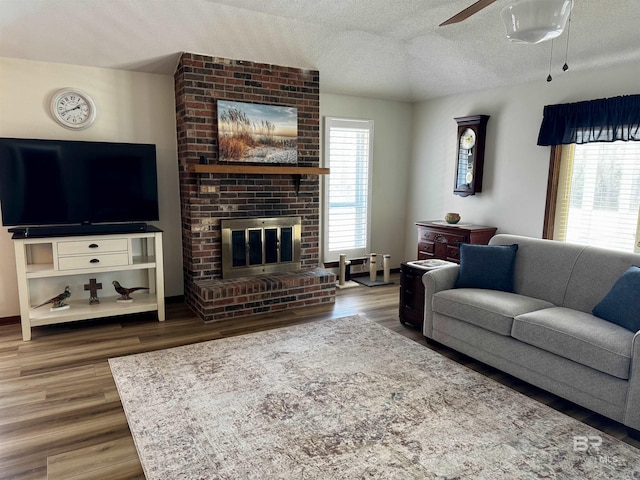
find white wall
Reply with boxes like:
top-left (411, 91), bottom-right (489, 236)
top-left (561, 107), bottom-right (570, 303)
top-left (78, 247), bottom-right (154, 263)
top-left (3, 58), bottom-right (635, 315)
top-left (320, 93), bottom-right (413, 268)
top-left (0, 57), bottom-right (182, 318)
top-left (406, 63), bottom-right (640, 260)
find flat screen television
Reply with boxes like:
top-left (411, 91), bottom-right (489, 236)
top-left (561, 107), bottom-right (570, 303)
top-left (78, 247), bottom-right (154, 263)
top-left (0, 138), bottom-right (159, 235)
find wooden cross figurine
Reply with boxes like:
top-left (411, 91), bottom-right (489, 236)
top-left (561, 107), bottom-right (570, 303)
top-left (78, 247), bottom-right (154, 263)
top-left (84, 278), bottom-right (103, 305)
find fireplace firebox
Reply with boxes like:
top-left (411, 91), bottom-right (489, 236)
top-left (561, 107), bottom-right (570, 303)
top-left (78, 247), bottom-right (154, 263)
top-left (221, 217), bottom-right (302, 279)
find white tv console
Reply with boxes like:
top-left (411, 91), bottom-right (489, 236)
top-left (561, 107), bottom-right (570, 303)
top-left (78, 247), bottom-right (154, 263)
top-left (12, 227), bottom-right (164, 341)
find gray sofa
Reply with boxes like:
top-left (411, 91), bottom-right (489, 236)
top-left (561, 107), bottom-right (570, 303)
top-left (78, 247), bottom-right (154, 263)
top-left (422, 234), bottom-right (640, 435)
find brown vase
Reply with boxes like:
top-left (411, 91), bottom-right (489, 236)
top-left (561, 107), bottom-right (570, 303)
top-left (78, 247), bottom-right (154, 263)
top-left (444, 213), bottom-right (461, 224)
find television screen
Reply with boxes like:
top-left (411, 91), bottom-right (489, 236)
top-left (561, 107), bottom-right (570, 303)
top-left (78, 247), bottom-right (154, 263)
top-left (0, 138), bottom-right (159, 227)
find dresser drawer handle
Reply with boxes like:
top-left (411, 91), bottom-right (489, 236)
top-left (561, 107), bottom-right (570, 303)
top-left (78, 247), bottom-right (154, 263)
top-left (89, 244), bottom-right (99, 248)
top-left (90, 258), bottom-right (100, 263)
top-left (405, 289), bottom-right (413, 295)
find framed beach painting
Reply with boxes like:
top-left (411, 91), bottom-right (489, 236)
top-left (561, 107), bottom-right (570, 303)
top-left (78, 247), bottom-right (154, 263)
top-left (217, 100), bottom-right (298, 164)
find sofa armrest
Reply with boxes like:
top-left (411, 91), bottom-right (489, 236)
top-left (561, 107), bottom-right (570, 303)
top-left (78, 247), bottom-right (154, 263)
top-left (422, 265), bottom-right (459, 338)
top-left (624, 330), bottom-right (640, 430)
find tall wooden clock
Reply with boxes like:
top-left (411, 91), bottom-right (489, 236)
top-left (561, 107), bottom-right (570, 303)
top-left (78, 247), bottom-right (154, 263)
top-left (453, 115), bottom-right (489, 197)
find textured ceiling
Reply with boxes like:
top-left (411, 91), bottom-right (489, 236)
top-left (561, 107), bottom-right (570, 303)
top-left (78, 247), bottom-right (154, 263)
top-left (1, 0), bottom-right (639, 102)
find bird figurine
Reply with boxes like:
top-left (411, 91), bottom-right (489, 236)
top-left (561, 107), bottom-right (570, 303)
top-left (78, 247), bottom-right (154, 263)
top-left (112, 280), bottom-right (149, 301)
top-left (33, 286), bottom-right (71, 309)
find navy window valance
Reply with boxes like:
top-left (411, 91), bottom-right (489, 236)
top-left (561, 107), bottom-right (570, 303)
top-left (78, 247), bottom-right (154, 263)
top-left (537, 94), bottom-right (640, 146)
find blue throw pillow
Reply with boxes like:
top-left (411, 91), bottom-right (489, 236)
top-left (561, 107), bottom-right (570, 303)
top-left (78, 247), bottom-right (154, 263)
top-left (455, 244), bottom-right (519, 292)
top-left (592, 265), bottom-right (640, 332)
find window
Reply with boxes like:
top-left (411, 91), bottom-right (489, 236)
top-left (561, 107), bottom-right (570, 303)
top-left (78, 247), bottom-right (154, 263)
top-left (553, 141), bottom-right (640, 252)
top-left (323, 117), bottom-right (373, 262)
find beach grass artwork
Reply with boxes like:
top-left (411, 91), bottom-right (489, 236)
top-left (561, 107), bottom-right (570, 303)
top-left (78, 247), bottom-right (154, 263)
top-left (217, 100), bottom-right (298, 164)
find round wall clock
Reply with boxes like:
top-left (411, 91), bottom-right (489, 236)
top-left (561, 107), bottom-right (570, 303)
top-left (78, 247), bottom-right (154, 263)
top-left (50, 88), bottom-right (96, 130)
top-left (459, 128), bottom-right (476, 150)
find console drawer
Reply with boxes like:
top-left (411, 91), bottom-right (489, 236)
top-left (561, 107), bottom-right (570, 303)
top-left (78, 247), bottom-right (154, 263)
top-left (419, 229), bottom-right (462, 242)
top-left (435, 232), bottom-right (466, 246)
top-left (419, 229), bottom-right (466, 246)
top-left (58, 253), bottom-right (130, 270)
top-left (418, 241), bottom-right (434, 254)
top-left (57, 238), bottom-right (128, 255)
top-left (447, 246), bottom-right (461, 261)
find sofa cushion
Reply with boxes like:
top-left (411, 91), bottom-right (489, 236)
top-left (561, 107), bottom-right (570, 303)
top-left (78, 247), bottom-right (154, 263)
top-left (592, 265), bottom-right (640, 332)
top-left (432, 289), bottom-right (555, 336)
top-left (455, 243), bottom-right (519, 292)
top-left (489, 234), bottom-right (587, 307)
top-left (512, 307), bottom-right (634, 380)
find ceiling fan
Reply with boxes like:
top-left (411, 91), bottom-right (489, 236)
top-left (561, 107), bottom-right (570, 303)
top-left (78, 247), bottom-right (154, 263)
top-left (439, 0), bottom-right (497, 27)
top-left (439, 0), bottom-right (574, 45)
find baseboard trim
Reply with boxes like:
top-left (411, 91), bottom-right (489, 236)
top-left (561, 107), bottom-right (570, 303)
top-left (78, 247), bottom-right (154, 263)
top-left (0, 315), bottom-right (20, 326)
top-left (165, 295), bottom-right (185, 304)
top-left (350, 268), bottom-right (400, 278)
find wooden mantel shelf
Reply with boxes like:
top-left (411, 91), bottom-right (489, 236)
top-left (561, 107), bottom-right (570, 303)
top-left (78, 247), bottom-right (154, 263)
top-left (186, 164), bottom-right (329, 175)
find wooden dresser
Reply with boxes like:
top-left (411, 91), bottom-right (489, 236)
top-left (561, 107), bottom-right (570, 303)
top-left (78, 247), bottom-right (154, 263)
top-left (415, 221), bottom-right (497, 263)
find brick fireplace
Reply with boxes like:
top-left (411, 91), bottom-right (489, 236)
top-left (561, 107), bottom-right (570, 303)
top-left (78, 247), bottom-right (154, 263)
top-left (174, 53), bottom-right (335, 322)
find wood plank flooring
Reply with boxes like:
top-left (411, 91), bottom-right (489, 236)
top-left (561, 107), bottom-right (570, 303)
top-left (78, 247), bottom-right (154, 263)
top-left (0, 274), bottom-right (637, 479)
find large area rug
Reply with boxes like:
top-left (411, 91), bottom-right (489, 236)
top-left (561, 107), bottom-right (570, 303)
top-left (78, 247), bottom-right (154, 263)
top-left (109, 315), bottom-right (640, 479)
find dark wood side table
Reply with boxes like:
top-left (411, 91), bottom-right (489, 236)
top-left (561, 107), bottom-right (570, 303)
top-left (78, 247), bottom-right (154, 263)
top-left (399, 259), bottom-right (457, 329)
top-left (399, 262), bottom-right (426, 329)
top-left (415, 221), bottom-right (497, 263)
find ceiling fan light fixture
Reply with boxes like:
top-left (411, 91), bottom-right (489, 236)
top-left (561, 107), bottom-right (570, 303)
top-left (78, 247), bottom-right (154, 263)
top-left (500, 0), bottom-right (574, 44)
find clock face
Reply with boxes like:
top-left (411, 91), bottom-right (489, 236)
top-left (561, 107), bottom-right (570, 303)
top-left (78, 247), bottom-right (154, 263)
top-left (460, 128), bottom-right (476, 150)
top-left (50, 89), bottom-right (96, 130)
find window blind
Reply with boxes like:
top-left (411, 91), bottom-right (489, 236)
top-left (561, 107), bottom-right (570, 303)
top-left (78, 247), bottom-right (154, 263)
top-left (554, 141), bottom-right (640, 252)
top-left (323, 118), bottom-right (373, 262)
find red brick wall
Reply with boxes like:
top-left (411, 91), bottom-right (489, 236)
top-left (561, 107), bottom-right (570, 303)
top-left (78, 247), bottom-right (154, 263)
top-left (174, 53), bottom-right (321, 305)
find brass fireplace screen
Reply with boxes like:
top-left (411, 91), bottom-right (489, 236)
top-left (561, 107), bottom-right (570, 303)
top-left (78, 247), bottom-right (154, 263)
top-left (220, 216), bottom-right (302, 279)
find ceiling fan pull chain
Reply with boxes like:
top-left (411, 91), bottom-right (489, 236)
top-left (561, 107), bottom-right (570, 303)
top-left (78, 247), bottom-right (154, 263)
top-left (563, 15), bottom-right (572, 72)
top-left (547, 39), bottom-right (555, 82)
